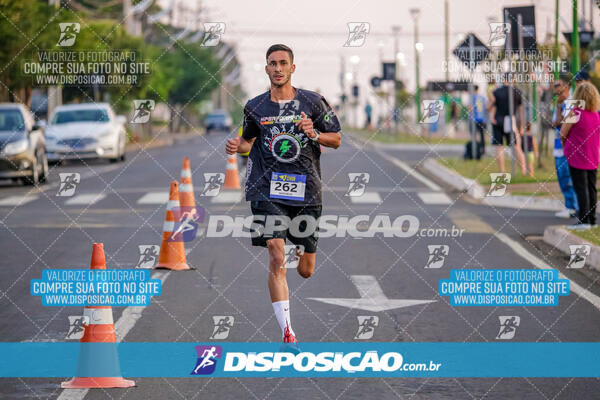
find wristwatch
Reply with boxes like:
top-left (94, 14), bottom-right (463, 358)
top-left (310, 129), bottom-right (320, 141)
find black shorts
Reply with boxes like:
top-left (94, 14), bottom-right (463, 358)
top-left (250, 201), bottom-right (322, 253)
top-left (491, 124), bottom-right (515, 146)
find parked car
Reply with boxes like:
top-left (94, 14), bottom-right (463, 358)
top-left (0, 103), bottom-right (48, 185)
top-left (204, 110), bottom-right (232, 134)
top-left (45, 103), bottom-right (127, 163)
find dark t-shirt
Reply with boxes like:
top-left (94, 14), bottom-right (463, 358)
top-left (492, 85), bottom-right (522, 126)
top-left (241, 88), bottom-right (341, 206)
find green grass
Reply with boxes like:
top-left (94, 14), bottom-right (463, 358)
top-left (351, 128), bottom-right (468, 145)
top-left (438, 154), bottom-right (558, 185)
top-left (511, 191), bottom-right (553, 197)
top-left (570, 226), bottom-right (600, 247)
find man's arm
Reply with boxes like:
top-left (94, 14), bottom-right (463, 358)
top-left (225, 136), bottom-right (255, 155)
top-left (552, 102), bottom-right (565, 128)
top-left (237, 136), bottom-right (255, 154)
top-left (314, 132), bottom-right (341, 149)
top-left (296, 111), bottom-right (341, 149)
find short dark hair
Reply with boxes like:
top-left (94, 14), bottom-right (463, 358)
top-left (266, 44), bottom-right (294, 63)
top-left (558, 74), bottom-right (570, 84)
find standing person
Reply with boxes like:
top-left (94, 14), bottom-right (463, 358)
top-left (561, 82), bottom-right (600, 229)
top-left (489, 74), bottom-right (527, 174)
top-left (364, 102), bottom-right (372, 130)
top-left (471, 85), bottom-right (487, 159)
top-left (225, 44), bottom-right (342, 344)
top-left (521, 122), bottom-right (538, 177)
top-left (552, 76), bottom-right (579, 218)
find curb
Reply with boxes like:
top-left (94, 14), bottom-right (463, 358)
top-left (125, 137), bottom-right (173, 152)
top-left (422, 158), bottom-right (485, 199)
top-left (543, 225), bottom-right (600, 271)
top-left (346, 131), bottom-right (464, 152)
top-left (422, 157), bottom-right (565, 211)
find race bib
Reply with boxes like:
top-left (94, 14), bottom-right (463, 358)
top-left (270, 172), bottom-right (306, 201)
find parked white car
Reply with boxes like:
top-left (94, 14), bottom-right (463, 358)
top-left (45, 103), bottom-right (127, 163)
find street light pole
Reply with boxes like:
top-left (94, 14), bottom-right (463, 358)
top-left (392, 26), bottom-right (401, 134)
top-left (444, 0), bottom-right (450, 128)
top-left (410, 9), bottom-right (421, 124)
top-left (572, 0), bottom-right (580, 89)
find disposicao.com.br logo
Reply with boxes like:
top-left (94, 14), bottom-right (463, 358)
top-left (191, 346), bottom-right (442, 376)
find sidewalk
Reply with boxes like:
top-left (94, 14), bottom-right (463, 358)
top-left (421, 157), bottom-right (565, 211)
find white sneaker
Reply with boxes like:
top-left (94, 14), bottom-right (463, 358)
top-left (555, 208), bottom-right (572, 218)
top-left (567, 223), bottom-right (591, 230)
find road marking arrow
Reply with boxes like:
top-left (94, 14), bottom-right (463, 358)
top-left (307, 275), bottom-right (436, 312)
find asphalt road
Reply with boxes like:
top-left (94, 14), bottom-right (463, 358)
top-left (2, 131), bottom-right (600, 399)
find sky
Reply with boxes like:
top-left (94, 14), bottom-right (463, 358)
top-left (161, 0), bottom-right (596, 114)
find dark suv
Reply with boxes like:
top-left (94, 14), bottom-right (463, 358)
top-left (0, 103), bottom-right (48, 185)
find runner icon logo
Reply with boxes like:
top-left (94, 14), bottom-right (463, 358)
top-left (191, 345), bottom-right (222, 375)
top-left (65, 315), bottom-right (89, 340)
top-left (419, 100), bottom-right (444, 124)
top-left (488, 173), bottom-right (511, 197)
top-left (354, 316), bottom-right (379, 339)
top-left (169, 206), bottom-right (205, 242)
top-left (57, 23), bottom-right (80, 47)
top-left (567, 245), bottom-right (591, 269)
top-left (57, 173), bottom-right (80, 196)
top-left (496, 316), bottom-right (520, 340)
top-left (425, 245), bottom-right (449, 269)
top-left (564, 100), bottom-right (585, 123)
top-left (131, 100), bottom-right (155, 123)
top-left (344, 22), bottom-right (370, 47)
top-left (136, 245), bottom-right (160, 268)
top-left (282, 244), bottom-right (305, 269)
top-left (346, 173), bottom-right (370, 197)
top-left (210, 316), bottom-right (234, 340)
top-left (201, 23), bottom-right (225, 47)
top-left (488, 22), bottom-right (510, 47)
top-left (201, 173), bottom-right (225, 196)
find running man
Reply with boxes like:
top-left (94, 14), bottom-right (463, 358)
top-left (225, 44), bottom-right (341, 344)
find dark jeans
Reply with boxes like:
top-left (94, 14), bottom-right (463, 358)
top-left (475, 121), bottom-right (487, 153)
top-left (569, 166), bottom-right (597, 225)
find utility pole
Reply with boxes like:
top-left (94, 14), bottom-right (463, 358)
top-left (572, 0), bottom-right (580, 90)
top-left (444, 0), bottom-right (450, 130)
top-left (392, 25), bottom-right (401, 134)
top-left (47, 0), bottom-right (62, 118)
top-left (410, 8), bottom-right (421, 124)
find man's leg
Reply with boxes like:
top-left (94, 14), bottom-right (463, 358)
top-left (266, 238), bottom-right (295, 339)
top-left (556, 156), bottom-right (579, 212)
top-left (297, 252), bottom-right (316, 279)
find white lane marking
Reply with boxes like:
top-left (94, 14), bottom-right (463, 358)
top-left (211, 191), bottom-right (242, 203)
top-left (64, 193), bottom-right (107, 206)
top-left (137, 191), bottom-right (169, 204)
top-left (56, 271), bottom-right (170, 400)
top-left (417, 192), bottom-right (452, 205)
top-left (495, 232), bottom-right (600, 311)
top-left (0, 195), bottom-right (38, 206)
top-left (308, 275), bottom-right (436, 312)
top-left (349, 191), bottom-right (382, 204)
top-left (375, 150), bottom-right (441, 191)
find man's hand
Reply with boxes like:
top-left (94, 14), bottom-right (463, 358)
top-left (295, 111), bottom-right (315, 138)
top-left (225, 136), bottom-right (240, 154)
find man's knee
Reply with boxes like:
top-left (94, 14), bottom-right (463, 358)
top-left (267, 240), bottom-right (285, 269)
top-left (297, 256), bottom-right (315, 279)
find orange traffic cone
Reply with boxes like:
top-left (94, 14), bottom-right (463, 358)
top-left (61, 243), bottom-right (135, 389)
top-left (179, 157), bottom-right (197, 216)
top-left (155, 181), bottom-right (192, 270)
top-left (223, 154), bottom-right (241, 189)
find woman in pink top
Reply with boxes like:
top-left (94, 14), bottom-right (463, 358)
top-left (561, 82), bottom-right (600, 229)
